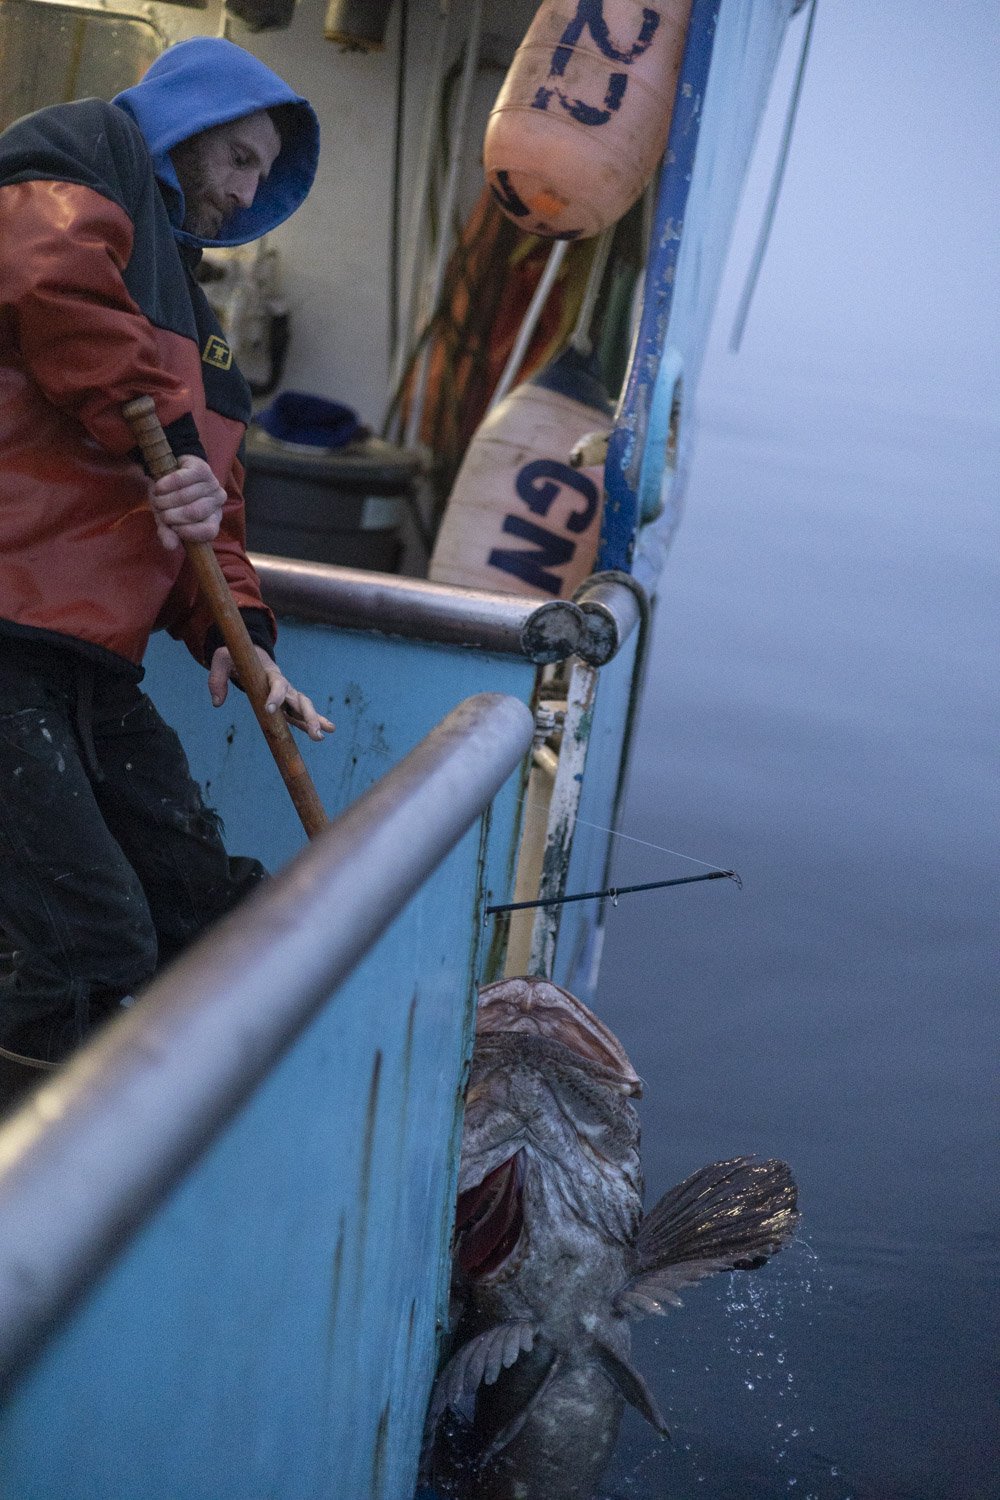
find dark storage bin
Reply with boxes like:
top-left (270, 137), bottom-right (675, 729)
top-left (242, 428), bottom-right (422, 573)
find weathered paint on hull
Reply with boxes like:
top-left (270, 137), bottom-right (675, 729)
top-left (0, 1), bottom-right (797, 1494)
top-left (0, 629), bottom-right (537, 1499)
top-left (0, 840), bottom-right (497, 1499)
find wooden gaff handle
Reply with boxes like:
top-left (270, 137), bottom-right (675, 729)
top-left (123, 395), bottom-right (329, 840)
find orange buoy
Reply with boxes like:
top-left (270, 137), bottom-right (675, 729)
top-left (428, 347), bottom-right (614, 600)
top-left (484, 0), bottom-right (692, 240)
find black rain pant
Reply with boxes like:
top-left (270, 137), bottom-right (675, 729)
top-left (0, 637), bottom-right (265, 1054)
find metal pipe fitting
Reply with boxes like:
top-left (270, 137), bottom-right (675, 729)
top-left (572, 572), bottom-right (646, 665)
top-left (251, 556), bottom-right (586, 664)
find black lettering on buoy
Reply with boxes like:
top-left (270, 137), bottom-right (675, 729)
top-left (533, 80), bottom-right (626, 129)
top-left (489, 170), bottom-right (532, 219)
top-left (515, 459), bottom-right (599, 535)
top-left (532, 1), bottom-right (660, 127)
top-left (552, 1), bottom-right (661, 67)
top-left (489, 515), bottom-right (575, 595)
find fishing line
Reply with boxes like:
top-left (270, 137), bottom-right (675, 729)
top-left (729, 0), bottom-right (818, 352)
top-left (574, 816), bottom-right (735, 876)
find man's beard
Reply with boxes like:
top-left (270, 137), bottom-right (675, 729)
top-left (171, 142), bottom-right (224, 239)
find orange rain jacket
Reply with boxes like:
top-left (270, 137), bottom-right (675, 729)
top-left (0, 48), bottom-right (318, 674)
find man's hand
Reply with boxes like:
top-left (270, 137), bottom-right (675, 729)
top-left (208, 645), bottom-right (335, 742)
top-left (149, 455), bottom-right (227, 550)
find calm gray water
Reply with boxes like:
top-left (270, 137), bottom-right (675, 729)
top-left (596, 377), bottom-right (998, 1498)
top-left (592, 6), bottom-right (998, 1493)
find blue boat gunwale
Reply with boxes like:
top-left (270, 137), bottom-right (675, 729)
top-left (0, 694), bottom-right (535, 1384)
top-left (0, 0), bottom-right (804, 1492)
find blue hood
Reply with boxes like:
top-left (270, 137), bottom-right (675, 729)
top-left (114, 37), bottom-right (319, 248)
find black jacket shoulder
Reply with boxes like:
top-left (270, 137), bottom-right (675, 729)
top-left (0, 99), bottom-right (150, 218)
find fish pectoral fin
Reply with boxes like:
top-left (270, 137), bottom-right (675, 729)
top-left (427, 1320), bottom-right (538, 1433)
top-left (613, 1257), bottom-right (734, 1315)
top-left (478, 1349), bottom-right (562, 1464)
top-left (594, 1340), bottom-right (669, 1438)
top-left (616, 1156), bottom-right (799, 1317)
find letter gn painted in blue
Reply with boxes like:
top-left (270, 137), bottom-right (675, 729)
top-left (489, 517), bottom-right (574, 595)
top-left (488, 459), bottom-right (599, 595)
top-left (515, 459), bottom-right (599, 535)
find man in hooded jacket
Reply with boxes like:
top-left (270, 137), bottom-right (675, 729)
top-left (0, 38), bottom-right (333, 1069)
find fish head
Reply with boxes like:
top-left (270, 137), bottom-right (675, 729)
top-left (475, 977), bottom-right (642, 1097)
top-left (455, 981), bottom-right (645, 1291)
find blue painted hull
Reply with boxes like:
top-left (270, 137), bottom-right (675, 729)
top-left (0, 3), bottom-right (797, 1495)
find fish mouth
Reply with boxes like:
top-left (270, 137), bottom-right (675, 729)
top-left (455, 1151), bottom-right (526, 1279)
top-left (476, 977), bottom-right (641, 1094)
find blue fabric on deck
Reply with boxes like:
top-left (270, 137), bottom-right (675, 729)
top-left (255, 391), bottom-right (366, 448)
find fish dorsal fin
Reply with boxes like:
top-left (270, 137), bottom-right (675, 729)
top-left (616, 1156), bottom-right (799, 1317)
top-left (427, 1321), bottom-right (538, 1433)
top-left (594, 1340), bottom-right (669, 1437)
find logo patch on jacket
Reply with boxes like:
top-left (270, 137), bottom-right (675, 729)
top-left (202, 335), bottom-right (233, 370)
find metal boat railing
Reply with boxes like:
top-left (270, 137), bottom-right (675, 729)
top-left (0, 691), bottom-right (533, 1389)
top-left (251, 555), bottom-right (643, 667)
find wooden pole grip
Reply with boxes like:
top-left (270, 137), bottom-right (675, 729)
top-left (123, 396), bottom-right (329, 839)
